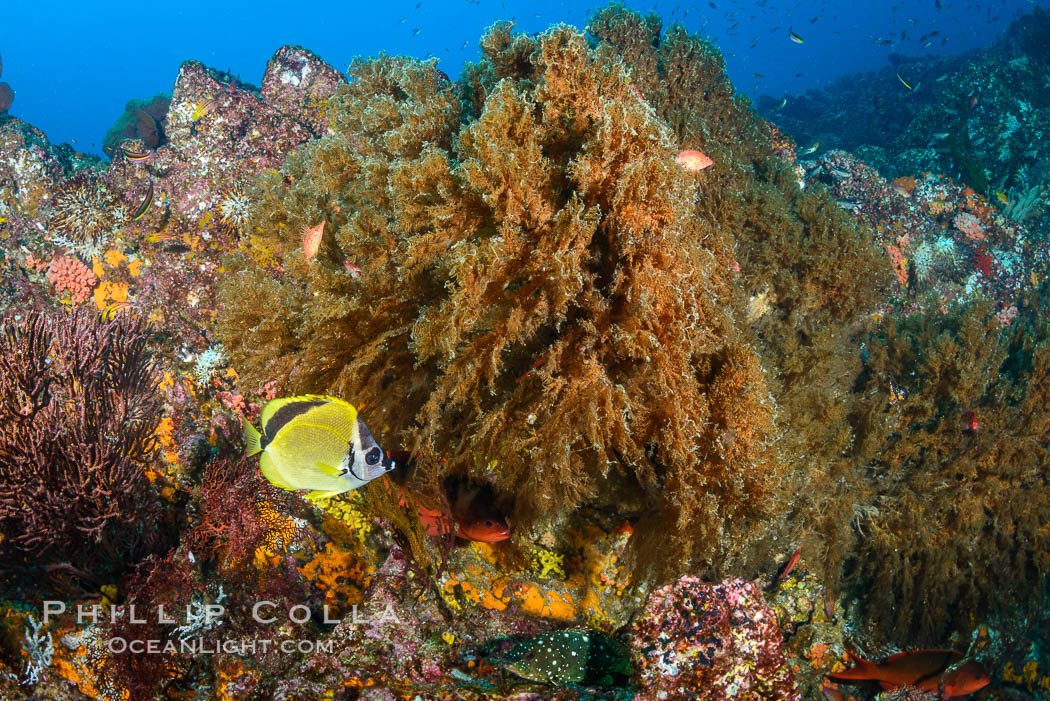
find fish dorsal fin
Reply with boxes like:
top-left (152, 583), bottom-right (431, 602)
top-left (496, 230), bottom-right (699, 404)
top-left (260, 394), bottom-right (336, 438)
top-left (302, 397), bottom-right (358, 444)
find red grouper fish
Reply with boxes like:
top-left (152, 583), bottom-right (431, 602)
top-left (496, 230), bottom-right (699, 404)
top-left (384, 453), bottom-right (511, 544)
top-left (827, 649), bottom-right (991, 699)
top-left (399, 488), bottom-right (510, 542)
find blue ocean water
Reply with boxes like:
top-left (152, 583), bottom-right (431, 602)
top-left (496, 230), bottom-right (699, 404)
top-left (2, 0), bottom-right (1046, 152)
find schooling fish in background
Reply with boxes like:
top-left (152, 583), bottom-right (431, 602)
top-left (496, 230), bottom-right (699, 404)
top-left (244, 394), bottom-right (395, 501)
top-left (827, 649), bottom-right (990, 698)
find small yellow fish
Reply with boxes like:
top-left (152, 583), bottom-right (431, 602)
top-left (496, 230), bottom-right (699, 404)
top-left (996, 191), bottom-right (1009, 205)
top-left (896, 73), bottom-right (913, 90)
top-left (190, 99), bottom-right (217, 122)
top-left (244, 395), bottom-right (395, 501)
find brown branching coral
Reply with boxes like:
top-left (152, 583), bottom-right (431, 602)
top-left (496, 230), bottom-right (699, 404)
top-left (0, 309), bottom-right (171, 589)
top-left (587, 5), bottom-right (891, 586)
top-left (219, 10), bottom-right (891, 586)
top-left (219, 25), bottom-right (787, 581)
top-left (847, 289), bottom-right (1050, 643)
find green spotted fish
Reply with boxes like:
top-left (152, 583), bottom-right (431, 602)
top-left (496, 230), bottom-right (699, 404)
top-left (500, 628), bottom-right (631, 687)
top-left (243, 395), bottom-right (395, 501)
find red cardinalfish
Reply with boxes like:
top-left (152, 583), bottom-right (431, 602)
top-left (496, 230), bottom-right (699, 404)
top-left (766, 546), bottom-right (802, 591)
top-left (827, 649), bottom-right (990, 698)
top-left (397, 487), bottom-right (510, 542)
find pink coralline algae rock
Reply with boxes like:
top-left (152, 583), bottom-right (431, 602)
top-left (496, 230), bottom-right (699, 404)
top-left (805, 149), bottom-right (1048, 315)
top-left (261, 45), bottom-right (347, 134)
top-left (628, 576), bottom-right (800, 700)
top-left (0, 117), bottom-right (99, 244)
top-left (953, 211), bottom-right (984, 240)
top-left (46, 255), bottom-right (97, 303)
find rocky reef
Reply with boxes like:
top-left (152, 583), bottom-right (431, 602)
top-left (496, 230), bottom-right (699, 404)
top-left (0, 5), bottom-right (1048, 700)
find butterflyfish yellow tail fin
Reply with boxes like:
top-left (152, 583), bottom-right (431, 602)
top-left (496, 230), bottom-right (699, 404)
top-left (243, 418), bottom-right (263, 457)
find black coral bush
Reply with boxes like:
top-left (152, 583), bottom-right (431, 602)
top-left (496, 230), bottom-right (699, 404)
top-left (219, 26), bottom-right (790, 576)
top-left (0, 310), bottom-right (169, 588)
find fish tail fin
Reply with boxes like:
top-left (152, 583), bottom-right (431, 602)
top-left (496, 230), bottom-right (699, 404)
top-left (829, 651), bottom-right (877, 680)
top-left (243, 418), bottom-right (263, 456)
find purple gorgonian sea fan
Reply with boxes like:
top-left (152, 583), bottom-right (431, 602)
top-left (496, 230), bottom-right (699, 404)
top-left (0, 309), bottom-right (172, 590)
top-left (218, 13), bottom-right (888, 582)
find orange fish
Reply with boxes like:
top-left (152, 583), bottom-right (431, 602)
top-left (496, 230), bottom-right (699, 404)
top-left (675, 149), bottom-right (714, 171)
top-left (302, 221), bottom-right (325, 260)
top-left (827, 649), bottom-right (990, 699)
top-left (458, 515), bottom-right (511, 542)
top-left (767, 546), bottom-right (802, 590)
top-left (963, 408), bottom-right (979, 433)
top-left (395, 485), bottom-right (511, 543)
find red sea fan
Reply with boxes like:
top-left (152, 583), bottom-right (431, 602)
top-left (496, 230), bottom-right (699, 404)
top-left (0, 309), bottom-right (174, 589)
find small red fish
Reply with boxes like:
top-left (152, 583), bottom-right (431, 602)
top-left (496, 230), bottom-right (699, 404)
top-left (675, 149), bottom-right (714, 172)
top-left (458, 516), bottom-right (512, 542)
top-left (416, 501), bottom-right (456, 537)
top-left (302, 221), bottom-right (324, 260)
top-left (963, 408), bottom-right (979, 433)
top-left (396, 485), bottom-right (510, 543)
top-left (767, 546), bottom-right (802, 590)
top-left (969, 94), bottom-right (978, 109)
top-left (515, 357), bottom-right (543, 382)
top-left (827, 649), bottom-right (990, 699)
top-left (344, 260), bottom-right (362, 279)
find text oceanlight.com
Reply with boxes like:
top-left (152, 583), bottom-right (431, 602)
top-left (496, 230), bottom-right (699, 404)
top-left (107, 638), bottom-right (336, 655)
